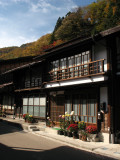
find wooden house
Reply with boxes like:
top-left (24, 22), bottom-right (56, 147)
top-left (35, 25), bottom-right (120, 143)
top-left (0, 56), bottom-right (34, 116)
top-left (0, 25), bottom-right (120, 143)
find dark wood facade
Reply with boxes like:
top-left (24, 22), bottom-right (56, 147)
top-left (0, 25), bottom-right (120, 143)
top-left (0, 56), bottom-right (33, 74)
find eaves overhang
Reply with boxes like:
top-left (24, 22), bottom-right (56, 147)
top-left (34, 25), bottom-right (120, 61)
top-left (0, 60), bottom-right (42, 76)
top-left (0, 82), bottom-right (13, 89)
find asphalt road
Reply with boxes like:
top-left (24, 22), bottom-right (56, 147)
top-left (0, 122), bottom-right (116, 160)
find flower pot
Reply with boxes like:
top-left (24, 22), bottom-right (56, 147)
top-left (58, 130), bottom-right (64, 135)
top-left (82, 135), bottom-right (87, 141)
top-left (64, 131), bottom-right (67, 136)
top-left (25, 119), bottom-right (27, 122)
top-left (79, 134), bottom-right (82, 140)
top-left (67, 131), bottom-right (72, 137)
top-left (28, 121), bottom-right (32, 123)
top-left (72, 132), bottom-right (78, 139)
top-left (87, 134), bottom-right (99, 142)
top-left (78, 130), bottom-right (84, 140)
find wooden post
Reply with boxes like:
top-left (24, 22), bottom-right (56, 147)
top-left (101, 60), bottom-right (104, 72)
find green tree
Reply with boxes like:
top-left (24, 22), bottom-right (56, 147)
top-left (50, 17), bottom-right (64, 43)
top-left (55, 8), bottom-right (91, 41)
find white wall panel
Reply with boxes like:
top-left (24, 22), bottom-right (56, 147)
top-left (93, 39), bottom-right (107, 71)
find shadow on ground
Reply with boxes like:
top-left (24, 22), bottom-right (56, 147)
top-left (0, 120), bottom-right (23, 135)
top-left (0, 142), bottom-right (116, 160)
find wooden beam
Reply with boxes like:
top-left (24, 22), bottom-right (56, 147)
top-left (15, 87), bottom-right (41, 92)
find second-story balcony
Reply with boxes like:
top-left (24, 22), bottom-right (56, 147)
top-left (48, 59), bottom-right (105, 82)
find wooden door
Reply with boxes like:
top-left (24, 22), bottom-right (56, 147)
top-left (50, 96), bottom-right (64, 122)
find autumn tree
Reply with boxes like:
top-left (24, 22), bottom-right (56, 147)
top-left (104, 0), bottom-right (120, 28)
top-left (1, 0), bottom-right (120, 60)
top-left (85, 0), bottom-right (120, 34)
top-left (54, 8), bottom-right (91, 41)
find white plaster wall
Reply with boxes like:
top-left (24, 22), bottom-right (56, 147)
top-left (92, 39), bottom-right (107, 71)
top-left (100, 87), bottom-right (108, 111)
top-left (45, 76), bottom-right (108, 88)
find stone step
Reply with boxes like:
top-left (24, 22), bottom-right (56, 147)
top-left (29, 126), bottom-right (37, 129)
top-left (28, 125), bottom-right (38, 131)
top-left (28, 125), bottom-right (45, 132)
top-left (32, 128), bottom-right (40, 131)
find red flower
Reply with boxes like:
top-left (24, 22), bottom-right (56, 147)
top-left (67, 124), bottom-right (78, 132)
top-left (23, 114), bottom-right (26, 119)
top-left (86, 125), bottom-right (97, 134)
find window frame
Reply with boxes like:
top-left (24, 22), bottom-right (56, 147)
top-left (50, 50), bottom-right (91, 81)
top-left (22, 95), bottom-right (46, 119)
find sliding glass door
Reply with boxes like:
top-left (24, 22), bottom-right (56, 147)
top-left (23, 95), bottom-right (46, 119)
top-left (65, 94), bottom-right (97, 125)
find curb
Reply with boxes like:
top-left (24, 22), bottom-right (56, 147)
top-left (31, 131), bottom-right (101, 152)
top-left (31, 132), bottom-right (119, 159)
top-left (31, 131), bottom-right (94, 152)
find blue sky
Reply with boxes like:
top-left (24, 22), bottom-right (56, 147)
top-left (0, 0), bottom-right (96, 48)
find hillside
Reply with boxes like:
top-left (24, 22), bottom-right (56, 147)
top-left (0, 34), bottom-right (51, 60)
top-left (0, 0), bottom-right (120, 60)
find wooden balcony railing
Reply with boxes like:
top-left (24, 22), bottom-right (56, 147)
top-left (48, 59), bottom-right (104, 82)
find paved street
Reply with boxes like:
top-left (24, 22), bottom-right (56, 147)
top-left (0, 122), bottom-right (116, 160)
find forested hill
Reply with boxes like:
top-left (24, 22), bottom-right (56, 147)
top-left (0, 0), bottom-right (120, 60)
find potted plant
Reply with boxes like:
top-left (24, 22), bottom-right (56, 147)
top-left (81, 130), bottom-right (87, 141)
top-left (28, 115), bottom-right (33, 123)
top-left (78, 121), bottom-right (86, 140)
top-left (57, 115), bottom-right (64, 135)
top-left (67, 123), bottom-right (78, 138)
top-left (64, 114), bottom-right (70, 136)
top-left (46, 117), bottom-right (51, 127)
top-left (78, 121), bottom-right (86, 130)
top-left (23, 113), bottom-right (29, 122)
top-left (86, 125), bottom-right (99, 142)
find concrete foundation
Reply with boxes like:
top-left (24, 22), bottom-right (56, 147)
top-left (98, 132), bottom-right (109, 143)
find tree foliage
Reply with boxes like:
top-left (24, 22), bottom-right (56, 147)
top-left (85, 0), bottom-right (120, 33)
top-left (53, 0), bottom-right (120, 39)
top-left (55, 8), bottom-right (91, 41)
top-left (0, 34), bottom-right (63, 60)
top-left (50, 17), bottom-right (64, 43)
top-left (0, 0), bottom-right (120, 60)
